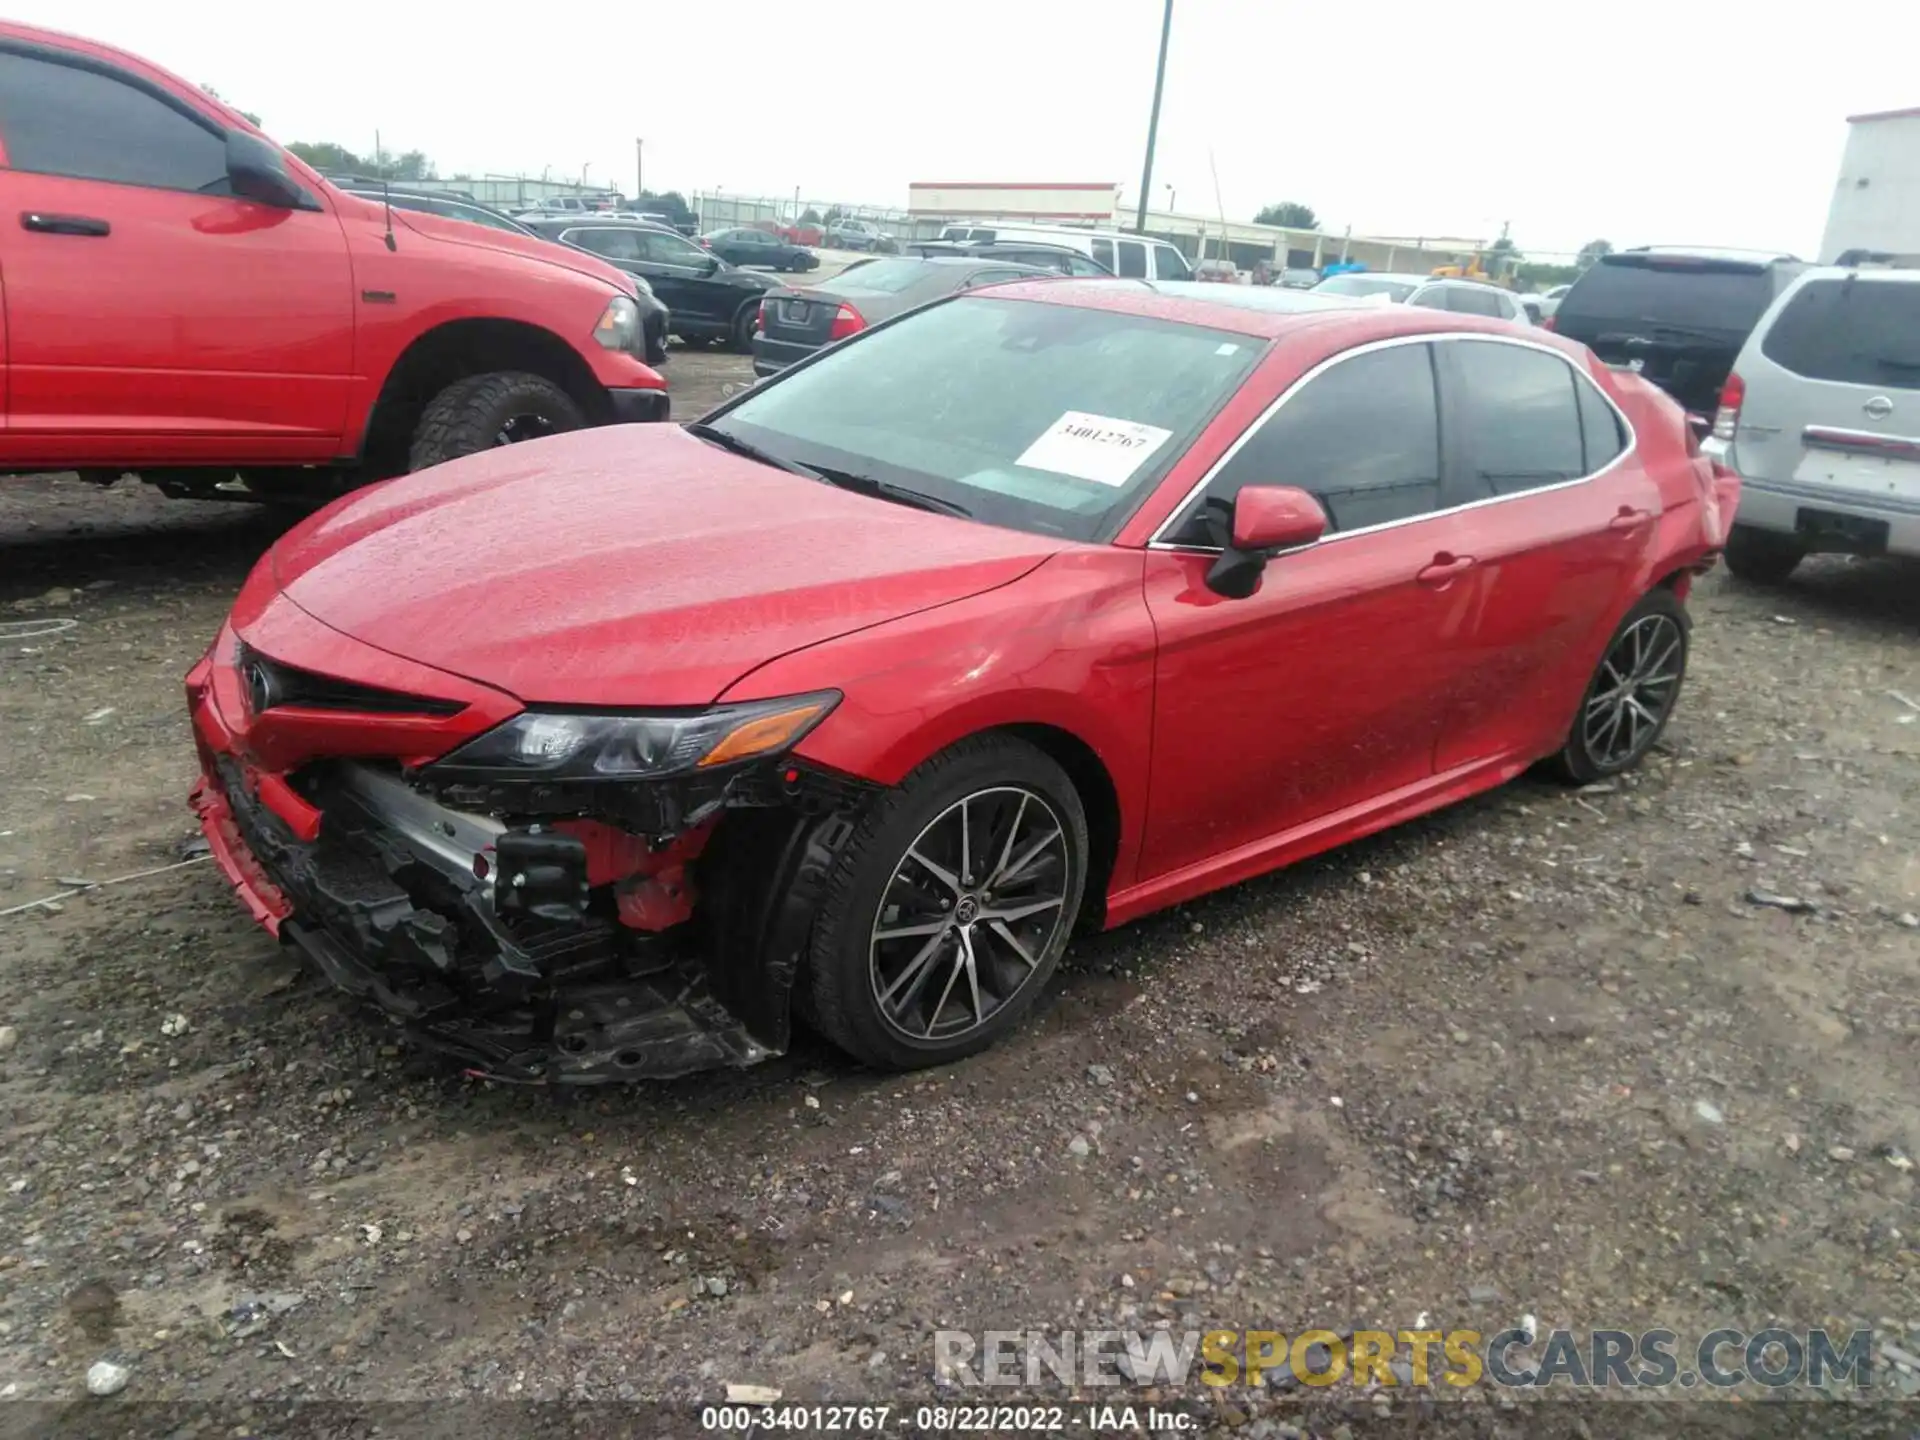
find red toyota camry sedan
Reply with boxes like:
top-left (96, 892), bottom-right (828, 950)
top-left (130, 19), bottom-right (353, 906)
top-left (187, 280), bottom-right (1739, 1082)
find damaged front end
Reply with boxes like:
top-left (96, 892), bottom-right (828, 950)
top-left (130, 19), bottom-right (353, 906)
top-left (188, 639), bottom-right (873, 1084)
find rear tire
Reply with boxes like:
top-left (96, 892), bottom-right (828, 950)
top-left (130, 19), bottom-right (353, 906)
top-left (731, 303), bottom-right (760, 353)
top-left (1723, 523), bottom-right (1805, 584)
top-left (1550, 588), bottom-right (1690, 784)
top-left (802, 735), bottom-right (1088, 1071)
top-left (408, 372), bottom-right (584, 472)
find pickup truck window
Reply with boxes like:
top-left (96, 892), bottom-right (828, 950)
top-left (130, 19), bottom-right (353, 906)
top-left (0, 51), bottom-right (227, 194)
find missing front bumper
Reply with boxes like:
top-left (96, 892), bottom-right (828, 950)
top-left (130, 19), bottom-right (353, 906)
top-left (193, 756), bottom-right (857, 1084)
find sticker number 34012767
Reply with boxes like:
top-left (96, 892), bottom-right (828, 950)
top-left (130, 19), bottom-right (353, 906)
top-left (1015, 411), bottom-right (1174, 487)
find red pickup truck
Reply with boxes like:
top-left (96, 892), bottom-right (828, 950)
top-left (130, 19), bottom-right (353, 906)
top-left (0, 22), bottom-right (669, 503)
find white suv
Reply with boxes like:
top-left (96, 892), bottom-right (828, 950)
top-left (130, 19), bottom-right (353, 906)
top-left (1712, 264), bottom-right (1920, 581)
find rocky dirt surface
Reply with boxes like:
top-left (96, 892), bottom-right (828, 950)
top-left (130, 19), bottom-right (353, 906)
top-left (2, 412), bottom-right (1918, 1436)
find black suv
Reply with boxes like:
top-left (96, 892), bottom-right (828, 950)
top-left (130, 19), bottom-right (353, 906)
top-left (521, 217), bottom-right (776, 351)
top-left (1552, 247), bottom-right (1804, 417)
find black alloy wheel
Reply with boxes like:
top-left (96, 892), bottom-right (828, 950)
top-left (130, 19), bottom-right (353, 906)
top-left (801, 735), bottom-right (1088, 1070)
top-left (867, 786), bottom-right (1071, 1043)
top-left (1553, 588), bottom-right (1689, 782)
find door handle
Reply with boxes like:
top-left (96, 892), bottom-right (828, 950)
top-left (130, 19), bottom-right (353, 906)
top-left (1608, 505), bottom-right (1654, 530)
top-left (22, 212), bottom-right (110, 237)
top-left (1416, 552), bottom-right (1476, 586)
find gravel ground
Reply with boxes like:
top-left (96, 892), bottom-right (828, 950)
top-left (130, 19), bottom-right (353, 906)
top-left (2, 429), bottom-right (1919, 1435)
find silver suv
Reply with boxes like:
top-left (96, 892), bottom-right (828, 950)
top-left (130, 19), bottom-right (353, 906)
top-left (1712, 265), bottom-right (1920, 581)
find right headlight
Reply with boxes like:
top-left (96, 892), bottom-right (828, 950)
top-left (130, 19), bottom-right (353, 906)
top-left (592, 294), bottom-right (641, 351)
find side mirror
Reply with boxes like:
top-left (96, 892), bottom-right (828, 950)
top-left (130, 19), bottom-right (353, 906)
top-left (225, 131), bottom-right (307, 209)
top-left (1205, 485), bottom-right (1327, 599)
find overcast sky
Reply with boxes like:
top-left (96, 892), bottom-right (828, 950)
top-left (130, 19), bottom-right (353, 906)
top-left (22, 0), bottom-right (1917, 259)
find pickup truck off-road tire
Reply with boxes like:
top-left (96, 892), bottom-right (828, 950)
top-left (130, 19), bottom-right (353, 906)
top-left (1723, 523), bottom-right (1805, 585)
top-left (800, 734), bottom-right (1088, 1071)
top-left (408, 371), bottom-right (585, 472)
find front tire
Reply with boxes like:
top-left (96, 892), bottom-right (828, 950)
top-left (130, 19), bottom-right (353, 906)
top-left (802, 736), bottom-right (1088, 1070)
top-left (1550, 588), bottom-right (1689, 784)
top-left (1724, 523), bottom-right (1805, 584)
top-left (408, 371), bottom-right (584, 472)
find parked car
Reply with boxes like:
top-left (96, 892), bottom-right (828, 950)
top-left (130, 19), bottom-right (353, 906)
top-left (522, 217), bottom-right (775, 351)
top-left (187, 278), bottom-right (1735, 1083)
top-left (1407, 279), bottom-right (1533, 325)
top-left (1313, 273), bottom-right (1531, 324)
top-left (766, 220), bottom-right (825, 247)
top-left (701, 226), bottom-right (818, 272)
top-left (901, 240), bottom-right (1112, 275)
top-left (1312, 271), bottom-right (1429, 302)
top-left (963, 223), bottom-right (1194, 281)
top-left (338, 183), bottom-right (528, 234)
top-left (1534, 283), bottom-right (1572, 322)
top-left (1709, 263), bottom-right (1920, 581)
top-left (753, 256), bottom-right (1048, 375)
top-left (825, 218), bottom-right (896, 252)
top-left (1549, 248), bottom-right (1806, 421)
top-left (0, 22), bottom-right (668, 502)
top-left (1279, 267), bottom-right (1321, 289)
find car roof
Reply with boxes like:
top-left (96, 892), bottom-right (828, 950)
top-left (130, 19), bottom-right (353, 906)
top-left (1319, 271), bottom-right (1431, 284)
top-left (977, 277), bottom-right (1585, 349)
top-left (1609, 245), bottom-right (1803, 269)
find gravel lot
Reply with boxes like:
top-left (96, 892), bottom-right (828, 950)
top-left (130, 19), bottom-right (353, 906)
top-left (3, 398), bottom-right (1919, 1432)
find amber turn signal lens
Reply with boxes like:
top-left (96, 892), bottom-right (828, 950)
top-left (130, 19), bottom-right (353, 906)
top-left (698, 701), bottom-right (832, 768)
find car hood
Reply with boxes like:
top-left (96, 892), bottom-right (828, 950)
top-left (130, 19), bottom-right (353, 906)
top-left (270, 426), bottom-right (1063, 706)
top-left (368, 202), bottom-right (635, 293)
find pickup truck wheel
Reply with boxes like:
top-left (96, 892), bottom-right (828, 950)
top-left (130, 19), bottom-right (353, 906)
top-left (731, 304), bottom-right (760, 353)
top-left (408, 372), bottom-right (585, 472)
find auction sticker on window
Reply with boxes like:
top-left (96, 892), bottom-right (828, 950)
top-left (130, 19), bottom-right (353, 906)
top-left (1016, 412), bottom-right (1173, 487)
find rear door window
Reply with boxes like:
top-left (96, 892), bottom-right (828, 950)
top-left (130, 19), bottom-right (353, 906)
top-left (1445, 340), bottom-right (1587, 497)
top-left (1170, 343), bottom-right (1443, 542)
top-left (1576, 377), bottom-right (1626, 472)
top-left (1446, 287), bottom-right (1506, 318)
top-left (1759, 278), bottom-right (1920, 389)
top-left (1091, 238), bottom-right (1114, 272)
top-left (568, 227), bottom-right (645, 261)
top-left (1560, 257), bottom-right (1777, 336)
top-left (1116, 241), bottom-right (1149, 279)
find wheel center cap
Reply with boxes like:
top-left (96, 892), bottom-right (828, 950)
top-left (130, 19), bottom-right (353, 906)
top-left (954, 896), bottom-right (980, 925)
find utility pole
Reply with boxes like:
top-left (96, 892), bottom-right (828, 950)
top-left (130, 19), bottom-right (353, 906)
top-left (635, 138), bottom-right (644, 199)
top-left (1134, 0), bottom-right (1173, 235)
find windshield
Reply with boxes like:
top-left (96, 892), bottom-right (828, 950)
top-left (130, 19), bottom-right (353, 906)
top-left (1313, 275), bottom-right (1417, 301)
top-left (706, 295), bottom-right (1262, 542)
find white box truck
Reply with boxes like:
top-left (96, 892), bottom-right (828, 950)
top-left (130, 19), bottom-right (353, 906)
top-left (1820, 107), bottom-right (1920, 264)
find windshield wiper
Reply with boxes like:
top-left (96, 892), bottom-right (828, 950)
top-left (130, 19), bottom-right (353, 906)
top-left (686, 422), bottom-right (821, 479)
top-left (809, 465), bottom-right (973, 519)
